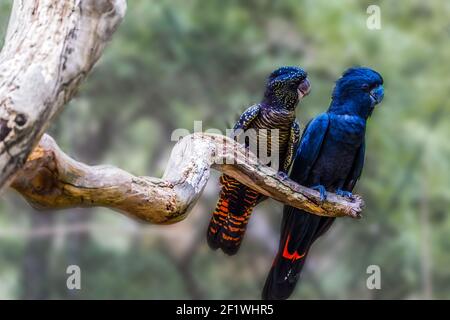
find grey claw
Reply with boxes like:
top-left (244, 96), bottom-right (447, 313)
top-left (336, 189), bottom-right (355, 201)
top-left (312, 185), bottom-right (327, 202)
top-left (278, 172), bottom-right (289, 181)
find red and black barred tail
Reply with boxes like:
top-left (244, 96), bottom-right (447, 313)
top-left (206, 193), bottom-right (229, 251)
top-left (207, 174), bottom-right (260, 255)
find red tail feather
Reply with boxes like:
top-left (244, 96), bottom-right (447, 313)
top-left (206, 174), bottom-right (260, 255)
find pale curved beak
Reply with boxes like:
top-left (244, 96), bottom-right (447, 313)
top-left (297, 78), bottom-right (311, 99)
top-left (370, 85), bottom-right (384, 105)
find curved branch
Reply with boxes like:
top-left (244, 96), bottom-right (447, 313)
top-left (11, 133), bottom-right (364, 224)
top-left (0, 0), bottom-right (126, 190)
top-left (0, 0), bottom-right (364, 224)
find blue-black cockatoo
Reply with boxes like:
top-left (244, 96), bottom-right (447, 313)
top-left (262, 67), bottom-right (384, 300)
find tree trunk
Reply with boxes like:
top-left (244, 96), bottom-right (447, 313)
top-left (0, 0), bottom-right (126, 190)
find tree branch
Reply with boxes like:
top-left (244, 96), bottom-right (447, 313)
top-left (0, 0), bottom-right (364, 224)
top-left (11, 133), bottom-right (364, 224)
top-left (0, 0), bottom-right (126, 190)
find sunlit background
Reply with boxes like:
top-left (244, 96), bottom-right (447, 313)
top-left (0, 0), bottom-right (449, 299)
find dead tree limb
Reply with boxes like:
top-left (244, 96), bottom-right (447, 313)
top-left (0, 0), bottom-right (126, 190)
top-left (0, 1), bottom-right (364, 224)
top-left (11, 133), bottom-right (364, 224)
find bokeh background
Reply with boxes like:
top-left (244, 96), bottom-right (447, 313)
top-left (1, 0), bottom-right (450, 299)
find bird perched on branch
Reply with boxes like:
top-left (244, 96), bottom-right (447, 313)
top-left (262, 67), bottom-right (384, 300)
top-left (207, 66), bottom-right (311, 256)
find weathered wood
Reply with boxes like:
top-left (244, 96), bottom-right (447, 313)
top-left (11, 133), bottom-right (364, 224)
top-left (0, 0), bottom-right (126, 191)
top-left (1, 0), bottom-right (364, 224)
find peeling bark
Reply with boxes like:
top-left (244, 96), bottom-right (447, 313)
top-left (11, 133), bottom-right (364, 224)
top-left (0, 0), bottom-right (126, 190)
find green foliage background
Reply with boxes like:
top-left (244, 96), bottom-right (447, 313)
top-left (0, 0), bottom-right (449, 299)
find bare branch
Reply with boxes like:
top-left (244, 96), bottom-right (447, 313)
top-left (0, 0), bottom-right (364, 224)
top-left (0, 0), bottom-right (126, 190)
top-left (11, 133), bottom-right (364, 224)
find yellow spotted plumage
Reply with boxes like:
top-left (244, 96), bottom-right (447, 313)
top-left (207, 66), bottom-right (308, 255)
top-left (207, 105), bottom-right (300, 255)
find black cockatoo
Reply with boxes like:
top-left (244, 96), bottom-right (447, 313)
top-left (207, 66), bottom-right (311, 255)
top-left (262, 67), bottom-right (384, 300)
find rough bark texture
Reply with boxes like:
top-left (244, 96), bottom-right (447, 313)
top-left (0, 0), bottom-right (126, 190)
top-left (11, 133), bottom-right (364, 224)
